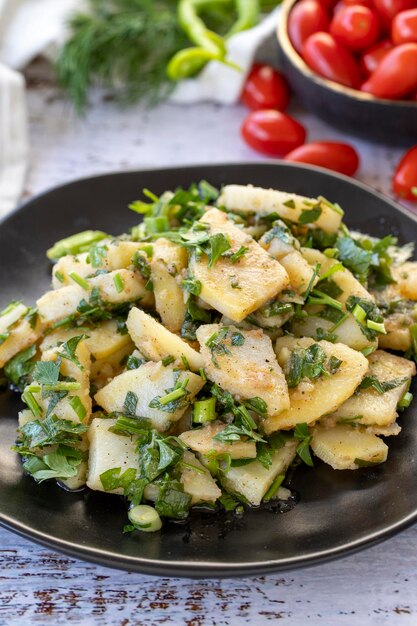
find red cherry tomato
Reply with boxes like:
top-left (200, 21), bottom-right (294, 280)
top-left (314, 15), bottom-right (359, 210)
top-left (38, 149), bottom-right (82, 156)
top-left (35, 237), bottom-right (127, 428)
top-left (373, 0), bottom-right (417, 26)
top-left (288, 0), bottom-right (330, 54)
top-left (241, 110), bottom-right (307, 157)
top-left (302, 32), bottom-right (362, 87)
top-left (343, 0), bottom-right (374, 8)
top-left (392, 8), bottom-right (417, 42)
top-left (393, 145), bottom-right (417, 200)
top-left (284, 141), bottom-right (360, 175)
top-left (361, 42), bottom-right (417, 97)
top-left (241, 64), bottom-right (290, 111)
top-left (330, 5), bottom-right (381, 50)
top-left (360, 39), bottom-right (394, 75)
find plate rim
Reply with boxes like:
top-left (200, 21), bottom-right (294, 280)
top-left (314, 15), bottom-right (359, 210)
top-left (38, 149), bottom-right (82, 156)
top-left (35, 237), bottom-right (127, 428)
top-left (1, 162), bottom-right (417, 578)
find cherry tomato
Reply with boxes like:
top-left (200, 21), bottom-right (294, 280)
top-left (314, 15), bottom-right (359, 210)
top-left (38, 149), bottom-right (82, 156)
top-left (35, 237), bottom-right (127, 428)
top-left (343, 0), bottom-right (374, 8)
top-left (361, 42), bottom-right (417, 97)
top-left (288, 0), bottom-right (330, 54)
top-left (360, 39), bottom-right (394, 75)
top-left (330, 5), bottom-right (381, 50)
top-left (373, 0), bottom-right (417, 26)
top-left (392, 8), bottom-right (417, 42)
top-left (284, 141), bottom-right (360, 175)
top-left (241, 110), bottom-right (307, 157)
top-left (241, 64), bottom-right (290, 111)
top-left (302, 32), bottom-right (362, 87)
top-left (393, 145), bottom-right (417, 200)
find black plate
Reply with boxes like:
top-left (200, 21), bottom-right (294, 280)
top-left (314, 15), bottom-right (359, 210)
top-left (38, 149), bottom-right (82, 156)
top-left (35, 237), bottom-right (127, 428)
top-left (1, 163), bottom-right (416, 578)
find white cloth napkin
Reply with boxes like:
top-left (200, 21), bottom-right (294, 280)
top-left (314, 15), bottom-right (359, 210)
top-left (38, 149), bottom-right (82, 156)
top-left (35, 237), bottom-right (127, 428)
top-left (0, 1), bottom-right (279, 218)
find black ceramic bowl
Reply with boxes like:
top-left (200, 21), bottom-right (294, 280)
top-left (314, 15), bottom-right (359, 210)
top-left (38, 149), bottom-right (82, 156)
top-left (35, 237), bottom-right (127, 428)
top-left (277, 0), bottom-right (417, 145)
top-left (1, 163), bottom-right (417, 577)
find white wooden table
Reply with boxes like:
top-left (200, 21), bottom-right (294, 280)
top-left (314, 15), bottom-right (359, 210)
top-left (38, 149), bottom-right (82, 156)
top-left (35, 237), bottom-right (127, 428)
top-left (1, 78), bottom-right (417, 625)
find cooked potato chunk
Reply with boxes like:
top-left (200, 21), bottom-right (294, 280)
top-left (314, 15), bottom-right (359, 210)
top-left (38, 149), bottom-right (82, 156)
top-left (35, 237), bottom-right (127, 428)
top-left (126, 307), bottom-right (204, 371)
top-left (279, 251), bottom-right (318, 295)
top-left (181, 450), bottom-right (221, 504)
top-left (291, 308), bottom-right (377, 352)
top-left (0, 318), bottom-right (43, 369)
top-left (94, 362), bottom-right (204, 432)
top-left (392, 262), bottom-right (417, 301)
top-left (151, 238), bottom-right (188, 332)
top-left (52, 241), bottom-right (143, 288)
top-left (263, 336), bottom-right (368, 433)
top-left (332, 350), bottom-right (416, 427)
top-left (38, 270), bottom-right (153, 327)
top-left (311, 423), bottom-right (388, 470)
top-left (41, 319), bottom-right (133, 360)
top-left (190, 208), bottom-right (289, 323)
top-left (87, 418), bottom-right (138, 494)
top-left (196, 324), bottom-right (290, 418)
top-left (180, 421), bottom-right (257, 459)
top-left (222, 441), bottom-right (297, 505)
top-left (218, 185), bottom-right (343, 233)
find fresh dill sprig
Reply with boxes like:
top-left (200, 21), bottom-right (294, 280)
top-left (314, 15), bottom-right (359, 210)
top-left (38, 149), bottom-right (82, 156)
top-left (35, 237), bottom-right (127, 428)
top-left (55, 0), bottom-right (188, 112)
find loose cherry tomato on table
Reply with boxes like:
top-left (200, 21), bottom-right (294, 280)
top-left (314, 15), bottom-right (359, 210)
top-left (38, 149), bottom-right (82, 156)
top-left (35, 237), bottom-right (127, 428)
top-left (302, 32), bottom-right (362, 87)
top-left (330, 5), bottom-right (381, 50)
top-left (361, 42), bottom-right (417, 97)
top-left (288, 0), bottom-right (330, 54)
top-left (373, 0), bottom-right (417, 26)
top-left (284, 141), bottom-right (360, 175)
top-left (241, 110), bottom-right (306, 157)
top-left (360, 39), bottom-right (394, 75)
top-left (392, 8), bottom-right (417, 43)
top-left (241, 64), bottom-right (290, 111)
top-left (393, 145), bottom-right (417, 201)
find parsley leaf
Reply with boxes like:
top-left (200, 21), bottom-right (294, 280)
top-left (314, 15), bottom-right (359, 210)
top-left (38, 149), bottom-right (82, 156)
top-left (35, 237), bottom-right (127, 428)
top-left (208, 233), bottom-right (231, 268)
top-left (359, 376), bottom-right (408, 394)
top-left (294, 423), bottom-right (314, 467)
top-left (299, 207), bottom-right (322, 225)
top-left (336, 237), bottom-right (373, 282)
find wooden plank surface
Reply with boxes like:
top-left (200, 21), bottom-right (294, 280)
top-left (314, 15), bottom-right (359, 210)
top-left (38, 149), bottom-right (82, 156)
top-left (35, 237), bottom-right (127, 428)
top-left (0, 79), bottom-right (416, 625)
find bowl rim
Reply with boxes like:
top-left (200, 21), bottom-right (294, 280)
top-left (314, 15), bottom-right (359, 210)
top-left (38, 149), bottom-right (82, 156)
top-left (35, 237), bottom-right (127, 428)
top-left (277, 0), bottom-right (417, 109)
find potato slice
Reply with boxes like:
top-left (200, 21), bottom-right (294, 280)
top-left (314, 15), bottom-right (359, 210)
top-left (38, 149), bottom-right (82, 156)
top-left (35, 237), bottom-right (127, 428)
top-left (0, 318), bottom-right (43, 369)
top-left (126, 307), bottom-right (204, 371)
top-left (279, 251), bottom-right (318, 295)
top-left (151, 238), bottom-right (188, 333)
top-left (291, 308), bottom-right (377, 352)
top-left (392, 262), bottom-right (417, 301)
top-left (311, 423), bottom-right (388, 470)
top-left (218, 185), bottom-right (343, 234)
top-left (52, 241), bottom-right (144, 288)
top-left (40, 319), bottom-right (133, 360)
top-left (196, 324), bottom-right (290, 418)
top-left (263, 336), bottom-right (368, 433)
top-left (38, 269), bottom-right (153, 327)
top-left (222, 441), bottom-right (297, 505)
top-left (332, 350), bottom-right (416, 427)
top-left (190, 208), bottom-right (289, 323)
top-left (180, 422), bottom-right (257, 460)
top-left (87, 418), bottom-right (138, 494)
top-left (181, 450), bottom-right (221, 504)
top-left (94, 362), bottom-right (204, 432)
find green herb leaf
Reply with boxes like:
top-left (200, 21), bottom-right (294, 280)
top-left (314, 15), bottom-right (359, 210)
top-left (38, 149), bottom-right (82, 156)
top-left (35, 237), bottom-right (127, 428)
top-left (359, 376), bottom-right (408, 394)
top-left (208, 233), bottom-right (231, 268)
top-left (294, 423), bottom-right (313, 467)
top-left (299, 207), bottom-right (322, 225)
top-left (123, 390), bottom-right (138, 415)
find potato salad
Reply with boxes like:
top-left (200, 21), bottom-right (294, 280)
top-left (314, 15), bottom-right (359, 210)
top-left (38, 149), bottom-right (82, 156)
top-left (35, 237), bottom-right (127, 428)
top-left (1, 181), bottom-right (416, 533)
